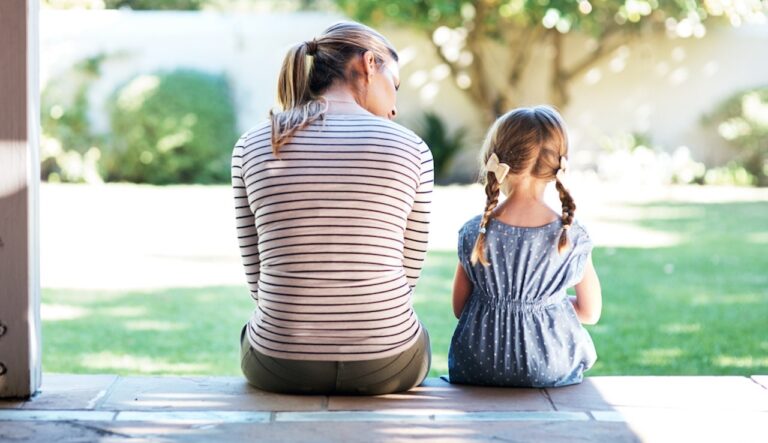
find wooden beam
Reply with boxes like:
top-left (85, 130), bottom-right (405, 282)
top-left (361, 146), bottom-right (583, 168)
top-left (0, 0), bottom-right (42, 399)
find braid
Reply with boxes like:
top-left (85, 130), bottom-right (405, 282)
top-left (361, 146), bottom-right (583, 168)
top-left (470, 172), bottom-right (500, 266)
top-left (555, 177), bottom-right (576, 254)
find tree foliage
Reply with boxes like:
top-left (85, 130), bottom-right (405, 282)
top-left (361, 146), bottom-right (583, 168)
top-left (104, 0), bottom-right (206, 9)
top-left (335, 0), bottom-right (767, 122)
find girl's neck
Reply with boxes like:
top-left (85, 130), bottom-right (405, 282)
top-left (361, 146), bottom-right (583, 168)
top-left (503, 175), bottom-right (547, 201)
top-left (492, 177), bottom-right (559, 227)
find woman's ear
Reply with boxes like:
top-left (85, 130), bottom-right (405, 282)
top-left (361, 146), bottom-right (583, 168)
top-left (362, 50), bottom-right (377, 82)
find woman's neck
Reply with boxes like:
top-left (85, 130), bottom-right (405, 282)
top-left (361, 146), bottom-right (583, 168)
top-left (321, 86), bottom-right (371, 116)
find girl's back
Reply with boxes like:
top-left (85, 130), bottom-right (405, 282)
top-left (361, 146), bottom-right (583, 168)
top-left (449, 215), bottom-right (596, 387)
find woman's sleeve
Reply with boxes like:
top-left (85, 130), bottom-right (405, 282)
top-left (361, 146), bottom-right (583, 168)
top-left (232, 136), bottom-right (261, 301)
top-left (403, 141), bottom-right (434, 290)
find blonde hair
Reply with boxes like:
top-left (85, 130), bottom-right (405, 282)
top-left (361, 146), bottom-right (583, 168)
top-left (270, 21), bottom-right (398, 155)
top-left (470, 105), bottom-right (575, 266)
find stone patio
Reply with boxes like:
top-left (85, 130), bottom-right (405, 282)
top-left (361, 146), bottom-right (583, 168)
top-left (1, 375), bottom-right (766, 442)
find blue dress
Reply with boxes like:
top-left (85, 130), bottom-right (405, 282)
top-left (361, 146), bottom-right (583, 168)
top-left (448, 215), bottom-right (597, 387)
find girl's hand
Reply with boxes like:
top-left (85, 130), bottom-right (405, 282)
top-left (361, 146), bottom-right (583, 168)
top-left (452, 263), bottom-right (472, 318)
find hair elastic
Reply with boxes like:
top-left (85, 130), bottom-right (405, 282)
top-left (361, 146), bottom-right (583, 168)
top-left (305, 39), bottom-right (319, 55)
top-left (556, 155), bottom-right (568, 180)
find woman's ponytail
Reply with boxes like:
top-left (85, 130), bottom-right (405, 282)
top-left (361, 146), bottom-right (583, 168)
top-left (277, 41), bottom-right (313, 110)
top-left (270, 41), bottom-right (328, 156)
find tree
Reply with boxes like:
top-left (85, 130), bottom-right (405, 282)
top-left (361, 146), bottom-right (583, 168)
top-left (335, 0), bottom-right (766, 124)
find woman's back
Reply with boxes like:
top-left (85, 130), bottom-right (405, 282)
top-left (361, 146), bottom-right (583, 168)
top-left (233, 115), bottom-right (433, 361)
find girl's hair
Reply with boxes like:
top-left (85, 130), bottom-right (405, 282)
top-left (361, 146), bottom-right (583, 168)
top-left (270, 21), bottom-right (399, 155)
top-left (470, 105), bottom-right (575, 266)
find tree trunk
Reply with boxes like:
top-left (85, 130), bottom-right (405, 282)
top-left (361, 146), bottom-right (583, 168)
top-left (429, 24), bottom-right (628, 126)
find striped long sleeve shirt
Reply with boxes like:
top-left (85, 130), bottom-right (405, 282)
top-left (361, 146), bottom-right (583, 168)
top-left (232, 114), bottom-right (434, 361)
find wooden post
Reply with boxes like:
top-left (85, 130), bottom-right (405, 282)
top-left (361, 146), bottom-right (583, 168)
top-left (0, 0), bottom-right (42, 399)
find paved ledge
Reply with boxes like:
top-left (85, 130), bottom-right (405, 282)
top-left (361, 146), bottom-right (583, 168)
top-left (1, 375), bottom-right (766, 442)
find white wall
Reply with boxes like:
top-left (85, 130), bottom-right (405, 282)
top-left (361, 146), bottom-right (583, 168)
top-left (41, 10), bottom-right (768, 179)
top-left (562, 25), bottom-right (768, 166)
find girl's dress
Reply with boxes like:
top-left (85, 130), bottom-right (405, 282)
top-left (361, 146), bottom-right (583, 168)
top-left (448, 215), bottom-right (597, 387)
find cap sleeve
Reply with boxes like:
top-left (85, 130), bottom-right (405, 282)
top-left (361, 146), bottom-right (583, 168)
top-left (457, 216), bottom-right (479, 277)
top-left (565, 221), bottom-right (594, 287)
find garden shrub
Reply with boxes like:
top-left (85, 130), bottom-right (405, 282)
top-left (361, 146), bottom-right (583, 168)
top-left (594, 132), bottom-right (705, 185)
top-left (704, 86), bottom-right (768, 186)
top-left (104, 69), bottom-right (238, 184)
top-left (40, 55), bottom-right (107, 183)
top-left (415, 111), bottom-right (466, 183)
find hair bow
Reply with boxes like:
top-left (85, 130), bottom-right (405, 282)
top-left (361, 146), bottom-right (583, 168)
top-left (485, 153), bottom-right (510, 183)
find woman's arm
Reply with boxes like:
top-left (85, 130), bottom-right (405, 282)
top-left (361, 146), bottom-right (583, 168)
top-left (569, 254), bottom-right (602, 324)
top-left (232, 140), bottom-right (261, 301)
top-left (452, 263), bottom-right (472, 319)
top-left (403, 144), bottom-right (434, 290)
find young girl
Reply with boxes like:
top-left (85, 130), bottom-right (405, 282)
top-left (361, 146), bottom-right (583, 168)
top-left (448, 106), bottom-right (602, 388)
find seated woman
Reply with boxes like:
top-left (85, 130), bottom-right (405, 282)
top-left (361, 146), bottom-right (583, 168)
top-left (232, 21), bottom-right (433, 395)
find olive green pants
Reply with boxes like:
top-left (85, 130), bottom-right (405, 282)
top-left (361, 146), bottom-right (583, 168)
top-left (240, 324), bottom-right (431, 395)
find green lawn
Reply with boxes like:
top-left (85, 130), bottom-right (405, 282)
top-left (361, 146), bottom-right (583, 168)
top-left (42, 201), bottom-right (768, 377)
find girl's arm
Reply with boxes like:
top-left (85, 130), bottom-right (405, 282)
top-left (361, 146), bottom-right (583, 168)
top-left (452, 263), bottom-right (472, 319)
top-left (569, 254), bottom-right (602, 324)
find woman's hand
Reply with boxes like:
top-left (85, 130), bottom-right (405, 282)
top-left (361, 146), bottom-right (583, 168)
top-left (452, 263), bottom-right (472, 319)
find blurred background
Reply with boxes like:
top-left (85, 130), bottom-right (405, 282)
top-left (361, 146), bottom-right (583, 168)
top-left (39, 0), bottom-right (768, 378)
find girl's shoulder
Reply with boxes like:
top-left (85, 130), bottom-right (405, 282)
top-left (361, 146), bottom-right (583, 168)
top-left (459, 214), bottom-right (483, 237)
top-left (569, 218), bottom-right (592, 242)
top-left (456, 215), bottom-right (482, 263)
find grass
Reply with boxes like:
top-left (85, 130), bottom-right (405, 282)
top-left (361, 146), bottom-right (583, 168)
top-left (42, 201), bottom-right (768, 377)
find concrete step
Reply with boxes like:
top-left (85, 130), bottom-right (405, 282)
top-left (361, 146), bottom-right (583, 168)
top-left (1, 374), bottom-right (766, 442)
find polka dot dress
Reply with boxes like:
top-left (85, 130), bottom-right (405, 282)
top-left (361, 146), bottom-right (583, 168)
top-left (448, 215), bottom-right (597, 388)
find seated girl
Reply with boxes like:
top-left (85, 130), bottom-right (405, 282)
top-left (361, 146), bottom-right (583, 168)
top-left (449, 106), bottom-right (602, 388)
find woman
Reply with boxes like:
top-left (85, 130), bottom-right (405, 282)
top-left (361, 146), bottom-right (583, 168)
top-left (232, 21), bottom-right (433, 395)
